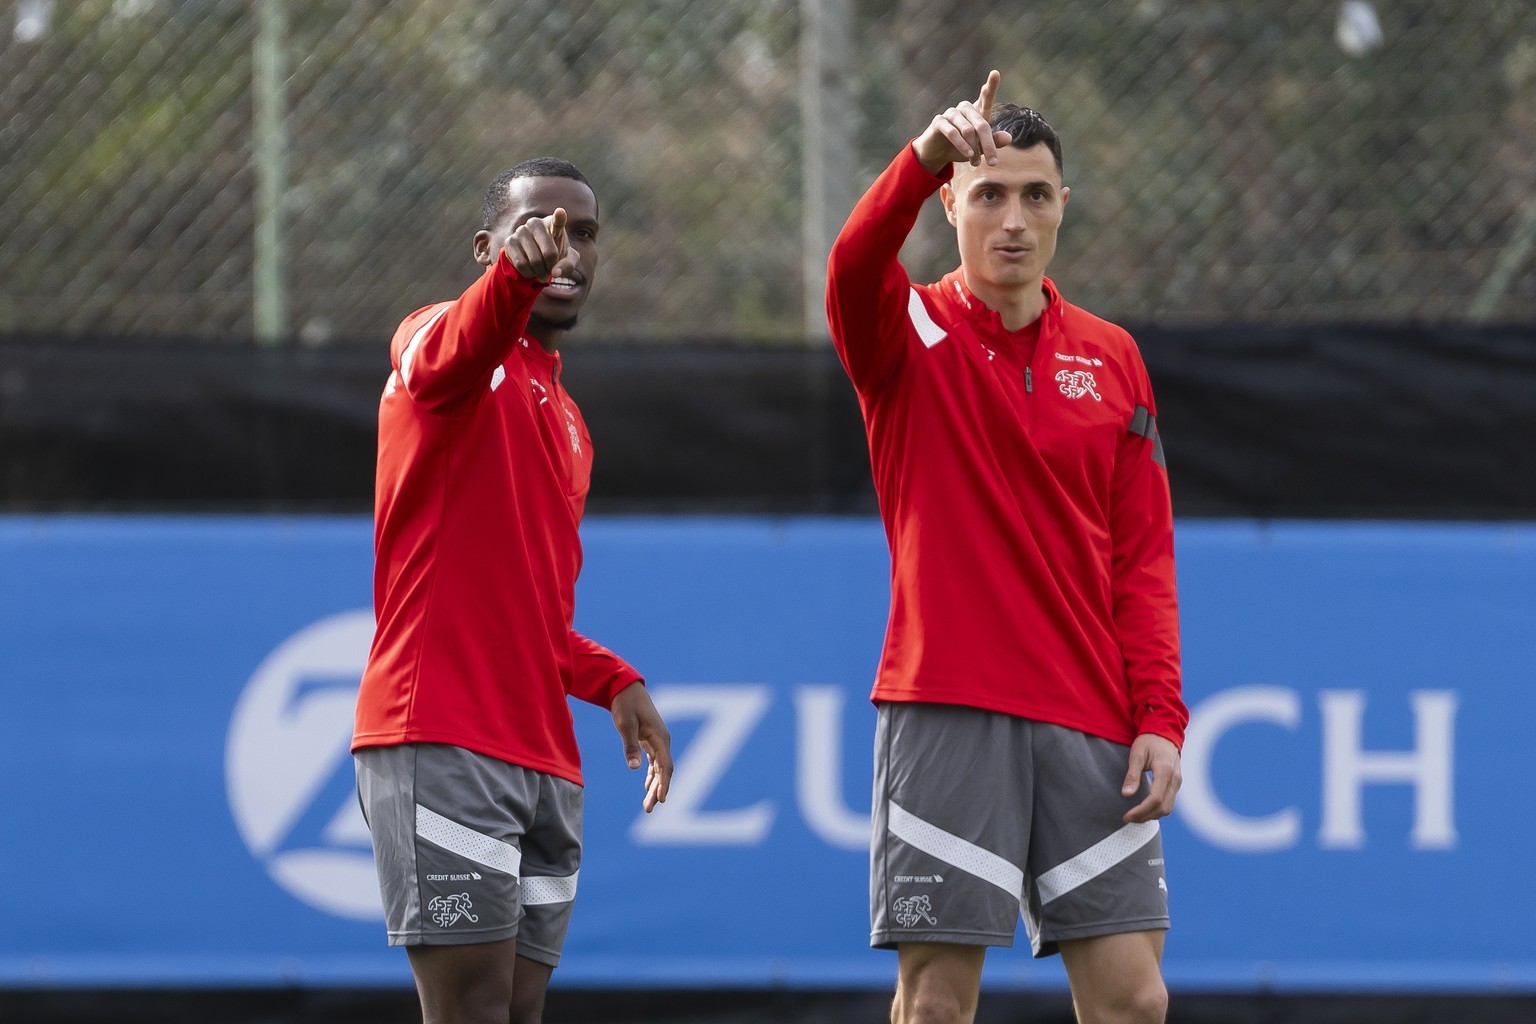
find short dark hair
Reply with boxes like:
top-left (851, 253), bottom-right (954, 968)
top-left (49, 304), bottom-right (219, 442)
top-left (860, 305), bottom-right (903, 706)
top-left (990, 104), bottom-right (1063, 177)
top-left (481, 157), bottom-right (593, 230)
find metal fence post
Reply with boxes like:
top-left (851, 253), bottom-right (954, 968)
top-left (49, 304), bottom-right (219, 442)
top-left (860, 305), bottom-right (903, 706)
top-left (799, 0), bottom-right (856, 344)
top-left (254, 0), bottom-right (287, 344)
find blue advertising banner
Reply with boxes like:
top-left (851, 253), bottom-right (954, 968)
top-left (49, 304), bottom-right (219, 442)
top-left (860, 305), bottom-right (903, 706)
top-left (0, 517), bottom-right (1532, 991)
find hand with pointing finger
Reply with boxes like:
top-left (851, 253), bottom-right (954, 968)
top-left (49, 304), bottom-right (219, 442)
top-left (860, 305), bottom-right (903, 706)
top-left (913, 69), bottom-right (1015, 176)
top-left (503, 207), bottom-right (577, 283)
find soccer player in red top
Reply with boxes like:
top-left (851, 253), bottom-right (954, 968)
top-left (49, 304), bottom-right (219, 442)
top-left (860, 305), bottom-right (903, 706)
top-left (828, 73), bottom-right (1186, 1024)
top-left (352, 157), bottom-right (672, 1024)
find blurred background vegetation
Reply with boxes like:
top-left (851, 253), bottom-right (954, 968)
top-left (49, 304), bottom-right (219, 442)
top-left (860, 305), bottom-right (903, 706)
top-left (2, 0), bottom-right (1533, 343)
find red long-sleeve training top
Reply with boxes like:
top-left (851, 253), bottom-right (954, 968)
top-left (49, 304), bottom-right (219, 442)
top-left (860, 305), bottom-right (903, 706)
top-left (827, 144), bottom-right (1187, 748)
top-left (352, 252), bottom-right (640, 785)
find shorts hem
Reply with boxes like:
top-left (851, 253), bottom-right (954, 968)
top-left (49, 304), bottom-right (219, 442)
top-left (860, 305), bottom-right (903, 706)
top-left (1034, 916), bottom-right (1169, 958)
top-left (388, 924), bottom-right (521, 947)
top-left (514, 940), bottom-right (563, 968)
top-left (871, 928), bottom-right (1015, 951)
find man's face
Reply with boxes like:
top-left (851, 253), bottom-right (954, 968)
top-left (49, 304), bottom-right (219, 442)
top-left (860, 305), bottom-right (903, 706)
top-left (476, 174), bottom-right (600, 332)
top-left (941, 142), bottom-right (1068, 297)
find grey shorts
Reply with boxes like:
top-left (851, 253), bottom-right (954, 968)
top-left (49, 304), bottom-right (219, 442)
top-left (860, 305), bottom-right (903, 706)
top-left (354, 743), bottom-right (582, 966)
top-left (871, 702), bottom-right (1169, 957)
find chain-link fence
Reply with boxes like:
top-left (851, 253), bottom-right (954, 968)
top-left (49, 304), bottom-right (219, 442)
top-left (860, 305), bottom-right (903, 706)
top-left (3, 0), bottom-right (1534, 343)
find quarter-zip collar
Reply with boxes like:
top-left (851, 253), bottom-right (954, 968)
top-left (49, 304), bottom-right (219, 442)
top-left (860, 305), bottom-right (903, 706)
top-left (517, 333), bottom-right (564, 383)
top-left (937, 269), bottom-right (1064, 339)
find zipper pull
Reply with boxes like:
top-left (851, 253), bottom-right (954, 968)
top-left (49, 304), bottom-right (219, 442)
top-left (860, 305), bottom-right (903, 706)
top-left (1025, 366), bottom-right (1033, 393)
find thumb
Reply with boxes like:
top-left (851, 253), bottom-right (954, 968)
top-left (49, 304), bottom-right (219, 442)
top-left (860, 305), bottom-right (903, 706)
top-left (1122, 745), bottom-right (1148, 797)
top-left (616, 713), bottom-right (642, 770)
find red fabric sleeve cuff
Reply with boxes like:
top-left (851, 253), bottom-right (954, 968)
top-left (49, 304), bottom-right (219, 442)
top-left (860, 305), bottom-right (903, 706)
top-left (1135, 716), bottom-right (1185, 751)
top-left (598, 670), bottom-right (644, 710)
top-left (494, 249), bottom-right (550, 292)
top-left (904, 139), bottom-right (955, 183)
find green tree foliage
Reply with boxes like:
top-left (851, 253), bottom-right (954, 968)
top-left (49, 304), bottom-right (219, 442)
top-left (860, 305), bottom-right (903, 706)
top-left (0, 0), bottom-right (1532, 340)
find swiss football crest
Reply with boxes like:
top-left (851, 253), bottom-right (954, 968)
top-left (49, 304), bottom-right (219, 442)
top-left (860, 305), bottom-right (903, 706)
top-left (1054, 369), bottom-right (1102, 401)
top-left (893, 894), bottom-right (937, 928)
top-left (429, 893), bottom-right (479, 928)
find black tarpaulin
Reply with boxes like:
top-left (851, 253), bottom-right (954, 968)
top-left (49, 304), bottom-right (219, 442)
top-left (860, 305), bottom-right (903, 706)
top-left (2, 325), bottom-right (1533, 518)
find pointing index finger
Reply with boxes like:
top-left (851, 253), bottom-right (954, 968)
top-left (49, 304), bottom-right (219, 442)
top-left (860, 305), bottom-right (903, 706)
top-left (549, 207), bottom-right (568, 243)
top-left (977, 69), bottom-right (1000, 119)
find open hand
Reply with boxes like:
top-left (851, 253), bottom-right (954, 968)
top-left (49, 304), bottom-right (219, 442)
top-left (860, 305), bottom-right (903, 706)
top-left (913, 69), bottom-right (1014, 174)
top-left (610, 682), bottom-right (673, 812)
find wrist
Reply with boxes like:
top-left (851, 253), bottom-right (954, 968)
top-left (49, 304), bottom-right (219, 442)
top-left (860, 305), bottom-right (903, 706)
top-left (607, 675), bottom-right (644, 708)
top-left (494, 249), bottom-right (550, 289)
top-left (909, 138), bottom-right (952, 178)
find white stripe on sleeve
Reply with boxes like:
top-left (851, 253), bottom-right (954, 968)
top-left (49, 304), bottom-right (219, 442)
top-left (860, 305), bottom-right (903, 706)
top-left (399, 305), bottom-right (450, 389)
top-left (907, 288), bottom-right (948, 349)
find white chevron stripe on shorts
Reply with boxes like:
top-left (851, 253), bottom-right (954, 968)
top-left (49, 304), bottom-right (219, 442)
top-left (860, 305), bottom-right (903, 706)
top-left (414, 803), bottom-right (522, 876)
top-left (521, 871), bottom-right (580, 906)
top-left (1036, 820), bottom-right (1160, 905)
top-left (888, 801), bottom-right (1022, 896)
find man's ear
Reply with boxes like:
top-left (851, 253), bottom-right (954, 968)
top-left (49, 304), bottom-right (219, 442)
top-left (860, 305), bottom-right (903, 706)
top-left (1061, 185), bottom-right (1070, 209)
top-left (472, 229), bottom-right (493, 267)
top-left (940, 182), bottom-right (958, 228)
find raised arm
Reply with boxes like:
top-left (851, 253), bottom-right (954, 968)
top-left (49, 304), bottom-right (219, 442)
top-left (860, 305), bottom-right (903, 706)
top-left (390, 210), bottom-right (572, 412)
top-left (826, 71), bottom-right (1014, 394)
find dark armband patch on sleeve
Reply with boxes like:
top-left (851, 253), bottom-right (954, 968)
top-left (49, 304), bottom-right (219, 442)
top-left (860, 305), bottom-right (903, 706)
top-left (1127, 405), bottom-right (1167, 469)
